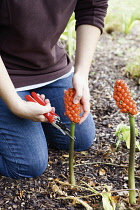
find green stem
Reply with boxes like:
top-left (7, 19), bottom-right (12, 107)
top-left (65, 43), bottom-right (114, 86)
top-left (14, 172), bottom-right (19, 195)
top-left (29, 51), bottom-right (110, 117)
top-left (128, 115), bottom-right (136, 204)
top-left (69, 121), bottom-right (75, 185)
top-left (67, 21), bottom-right (73, 59)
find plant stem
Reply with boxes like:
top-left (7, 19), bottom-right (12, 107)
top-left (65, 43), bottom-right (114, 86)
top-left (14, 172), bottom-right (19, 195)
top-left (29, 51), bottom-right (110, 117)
top-left (69, 121), bottom-right (75, 185)
top-left (67, 21), bottom-right (73, 59)
top-left (128, 115), bottom-right (136, 204)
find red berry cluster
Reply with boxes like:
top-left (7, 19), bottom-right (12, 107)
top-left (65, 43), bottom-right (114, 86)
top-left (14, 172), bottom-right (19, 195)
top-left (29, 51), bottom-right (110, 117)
top-left (113, 79), bottom-right (138, 115)
top-left (64, 88), bottom-right (81, 123)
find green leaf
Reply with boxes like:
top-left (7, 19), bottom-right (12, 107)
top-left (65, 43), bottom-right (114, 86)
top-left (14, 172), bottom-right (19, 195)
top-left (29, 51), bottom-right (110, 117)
top-left (102, 192), bottom-right (116, 210)
top-left (115, 123), bottom-right (138, 149)
top-left (122, 130), bottom-right (130, 149)
top-left (60, 13), bottom-right (76, 58)
top-left (136, 141), bottom-right (140, 151)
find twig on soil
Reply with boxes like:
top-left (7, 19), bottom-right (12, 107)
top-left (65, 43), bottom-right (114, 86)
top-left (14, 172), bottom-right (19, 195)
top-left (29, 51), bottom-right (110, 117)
top-left (80, 180), bottom-right (98, 193)
top-left (74, 161), bottom-right (129, 168)
top-left (57, 196), bottom-right (93, 210)
top-left (56, 179), bottom-right (139, 210)
top-left (76, 188), bottom-right (139, 199)
top-left (135, 176), bottom-right (140, 180)
top-left (55, 179), bottom-right (96, 192)
top-left (55, 179), bottom-right (139, 197)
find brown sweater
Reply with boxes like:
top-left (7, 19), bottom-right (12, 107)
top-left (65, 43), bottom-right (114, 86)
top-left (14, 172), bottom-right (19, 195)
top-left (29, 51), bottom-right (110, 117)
top-left (0, 0), bottom-right (108, 88)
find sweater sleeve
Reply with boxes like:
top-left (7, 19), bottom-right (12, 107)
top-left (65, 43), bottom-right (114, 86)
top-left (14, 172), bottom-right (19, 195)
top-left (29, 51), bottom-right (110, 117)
top-left (74, 0), bottom-right (109, 33)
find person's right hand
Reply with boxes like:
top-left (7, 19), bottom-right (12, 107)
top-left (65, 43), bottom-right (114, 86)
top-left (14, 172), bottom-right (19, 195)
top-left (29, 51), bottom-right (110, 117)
top-left (11, 94), bottom-right (54, 122)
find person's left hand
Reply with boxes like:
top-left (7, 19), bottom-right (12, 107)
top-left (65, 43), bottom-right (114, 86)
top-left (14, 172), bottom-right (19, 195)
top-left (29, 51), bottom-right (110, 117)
top-left (72, 72), bottom-right (90, 124)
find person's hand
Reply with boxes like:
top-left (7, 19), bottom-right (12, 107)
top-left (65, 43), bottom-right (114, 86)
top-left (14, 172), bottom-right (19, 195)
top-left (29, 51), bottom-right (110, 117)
top-left (11, 94), bottom-right (54, 122)
top-left (72, 72), bottom-right (90, 124)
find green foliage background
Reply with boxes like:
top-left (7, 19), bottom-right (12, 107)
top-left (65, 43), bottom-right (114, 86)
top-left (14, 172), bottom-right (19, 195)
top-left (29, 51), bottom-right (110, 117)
top-left (60, 0), bottom-right (140, 58)
top-left (60, 0), bottom-right (140, 81)
top-left (105, 0), bottom-right (140, 34)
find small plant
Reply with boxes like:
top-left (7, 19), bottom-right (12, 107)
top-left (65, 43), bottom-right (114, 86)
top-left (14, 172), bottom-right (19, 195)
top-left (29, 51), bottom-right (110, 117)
top-left (122, 8), bottom-right (140, 34)
top-left (105, 0), bottom-right (140, 34)
top-left (64, 88), bottom-right (81, 185)
top-left (125, 55), bottom-right (140, 84)
top-left (60, 13), bottom-right (76, 59)
top-left (115, 123), bottom-right (139, 151)
top-left (113, 79), bottom-right (139, 205)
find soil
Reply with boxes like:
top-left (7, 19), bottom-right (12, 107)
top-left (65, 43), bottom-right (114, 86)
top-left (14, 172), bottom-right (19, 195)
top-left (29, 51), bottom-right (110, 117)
top-left (0, 28), bottom-right (140, 210)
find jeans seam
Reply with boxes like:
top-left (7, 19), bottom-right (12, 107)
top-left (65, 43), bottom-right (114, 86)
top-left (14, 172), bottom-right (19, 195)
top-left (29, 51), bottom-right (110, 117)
top-left (2, 133), bottom-right (20, 178)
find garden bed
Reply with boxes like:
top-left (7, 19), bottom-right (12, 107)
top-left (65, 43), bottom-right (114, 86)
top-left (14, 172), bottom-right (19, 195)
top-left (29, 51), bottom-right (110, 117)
top-left (0, 29), bottom-right (140, 210)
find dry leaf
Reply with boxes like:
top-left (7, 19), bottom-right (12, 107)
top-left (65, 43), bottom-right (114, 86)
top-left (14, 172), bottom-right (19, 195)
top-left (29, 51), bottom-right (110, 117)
top-left (62, 154), bottom-right (69, 158)
top-left (47, 177), bottom-right (54, 181)
top-left (92, 203), bottom-right (101, 208)
top-left (89, 180), bottom-right (96, 187)
top-left (52, 184), bottom-right (67, 196)
top-left (54, 178), bottom-right (60, 182)
top-left (19, 190), bottom-right (24, 198)
top-left (116, 201), bottom-right (126, 210)
top-left (99, 168), bottom-right (106, 176)
top-left (58, 196), bottom-right (93, 210)
top-left (52, 184), bottom-right (60, 193)
top-left (108, 124), bottom-right (113, 128)
top-left (111, 196), bottom-right (120, 204)
top-left (109, 145), bottom-right (116, 152)
top-left (81, 151), bottom-right (88, 156)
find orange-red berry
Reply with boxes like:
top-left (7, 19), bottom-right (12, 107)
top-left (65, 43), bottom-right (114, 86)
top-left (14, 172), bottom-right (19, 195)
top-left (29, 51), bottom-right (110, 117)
top-left (64, 88), bottom-right (81, 123)
top-left (113, 79), bottom-right (138, 115)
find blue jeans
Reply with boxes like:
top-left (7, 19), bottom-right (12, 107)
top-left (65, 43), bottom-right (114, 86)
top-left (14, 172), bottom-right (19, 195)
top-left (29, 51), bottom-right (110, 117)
top-left (0, 74), bottom-right (95, 179)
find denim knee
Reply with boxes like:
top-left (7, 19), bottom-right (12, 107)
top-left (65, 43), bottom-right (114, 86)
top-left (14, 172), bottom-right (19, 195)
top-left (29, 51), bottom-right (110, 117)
top-left (48, 113), bottom-right (96, 152)
top-left (20, 152), bottom-right (48, 178)
top-left (74, 116), bottom-right (96, 151)
top-left (23, 157), bottom-right (48, 178)
top-left (74, 130), bottom-right (95, 151)
top-left (2, 153), bottom-right (48, 179)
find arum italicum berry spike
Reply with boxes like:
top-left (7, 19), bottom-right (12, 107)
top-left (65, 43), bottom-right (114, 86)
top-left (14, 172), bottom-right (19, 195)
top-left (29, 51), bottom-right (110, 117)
top-left (113, 79), bottom-right (139, 205)
top-left (64, 88), bottom-right (82, 185)
top-left (113, 79), bottom-right (138, 115)
top-left (64, 88), bottom-right (81, 124)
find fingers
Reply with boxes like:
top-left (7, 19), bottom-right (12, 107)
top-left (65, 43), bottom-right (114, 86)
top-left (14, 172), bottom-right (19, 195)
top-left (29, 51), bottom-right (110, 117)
top-left (35, 97), bottom-right (56, 122)
top-left (79, 100), bottom-right (90, 124)
top-left (72, 80), bottom-right (83, 104)
top-left (33, 114), bottom-right (48, 122)
top-left (37, 93), bottom-right (50, 105)
top-left (73, 89), bottom-right (82, 104)
top-left (39, 94), bottom-right (45, 101)
top-left (29, 102), bottom-right (52, 122)
top-left (70, 85), bottom-right (90, 123)
top-left (72, 83), bottom-right (90, 123)
top-left (80, 112), bottom-right (88, 124)
top-left (25, 92), bottom-right (54, 122)
top-left (35, 93), bottom-right (53, 112)
top-left (42, 102), bottom-right (52, 113)
top-left (37, 105), bottom-right (55, 123)
top-left (36, 93), bottom-right (56, 113)
top-left (51, 107), bottom-right (55, 113)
